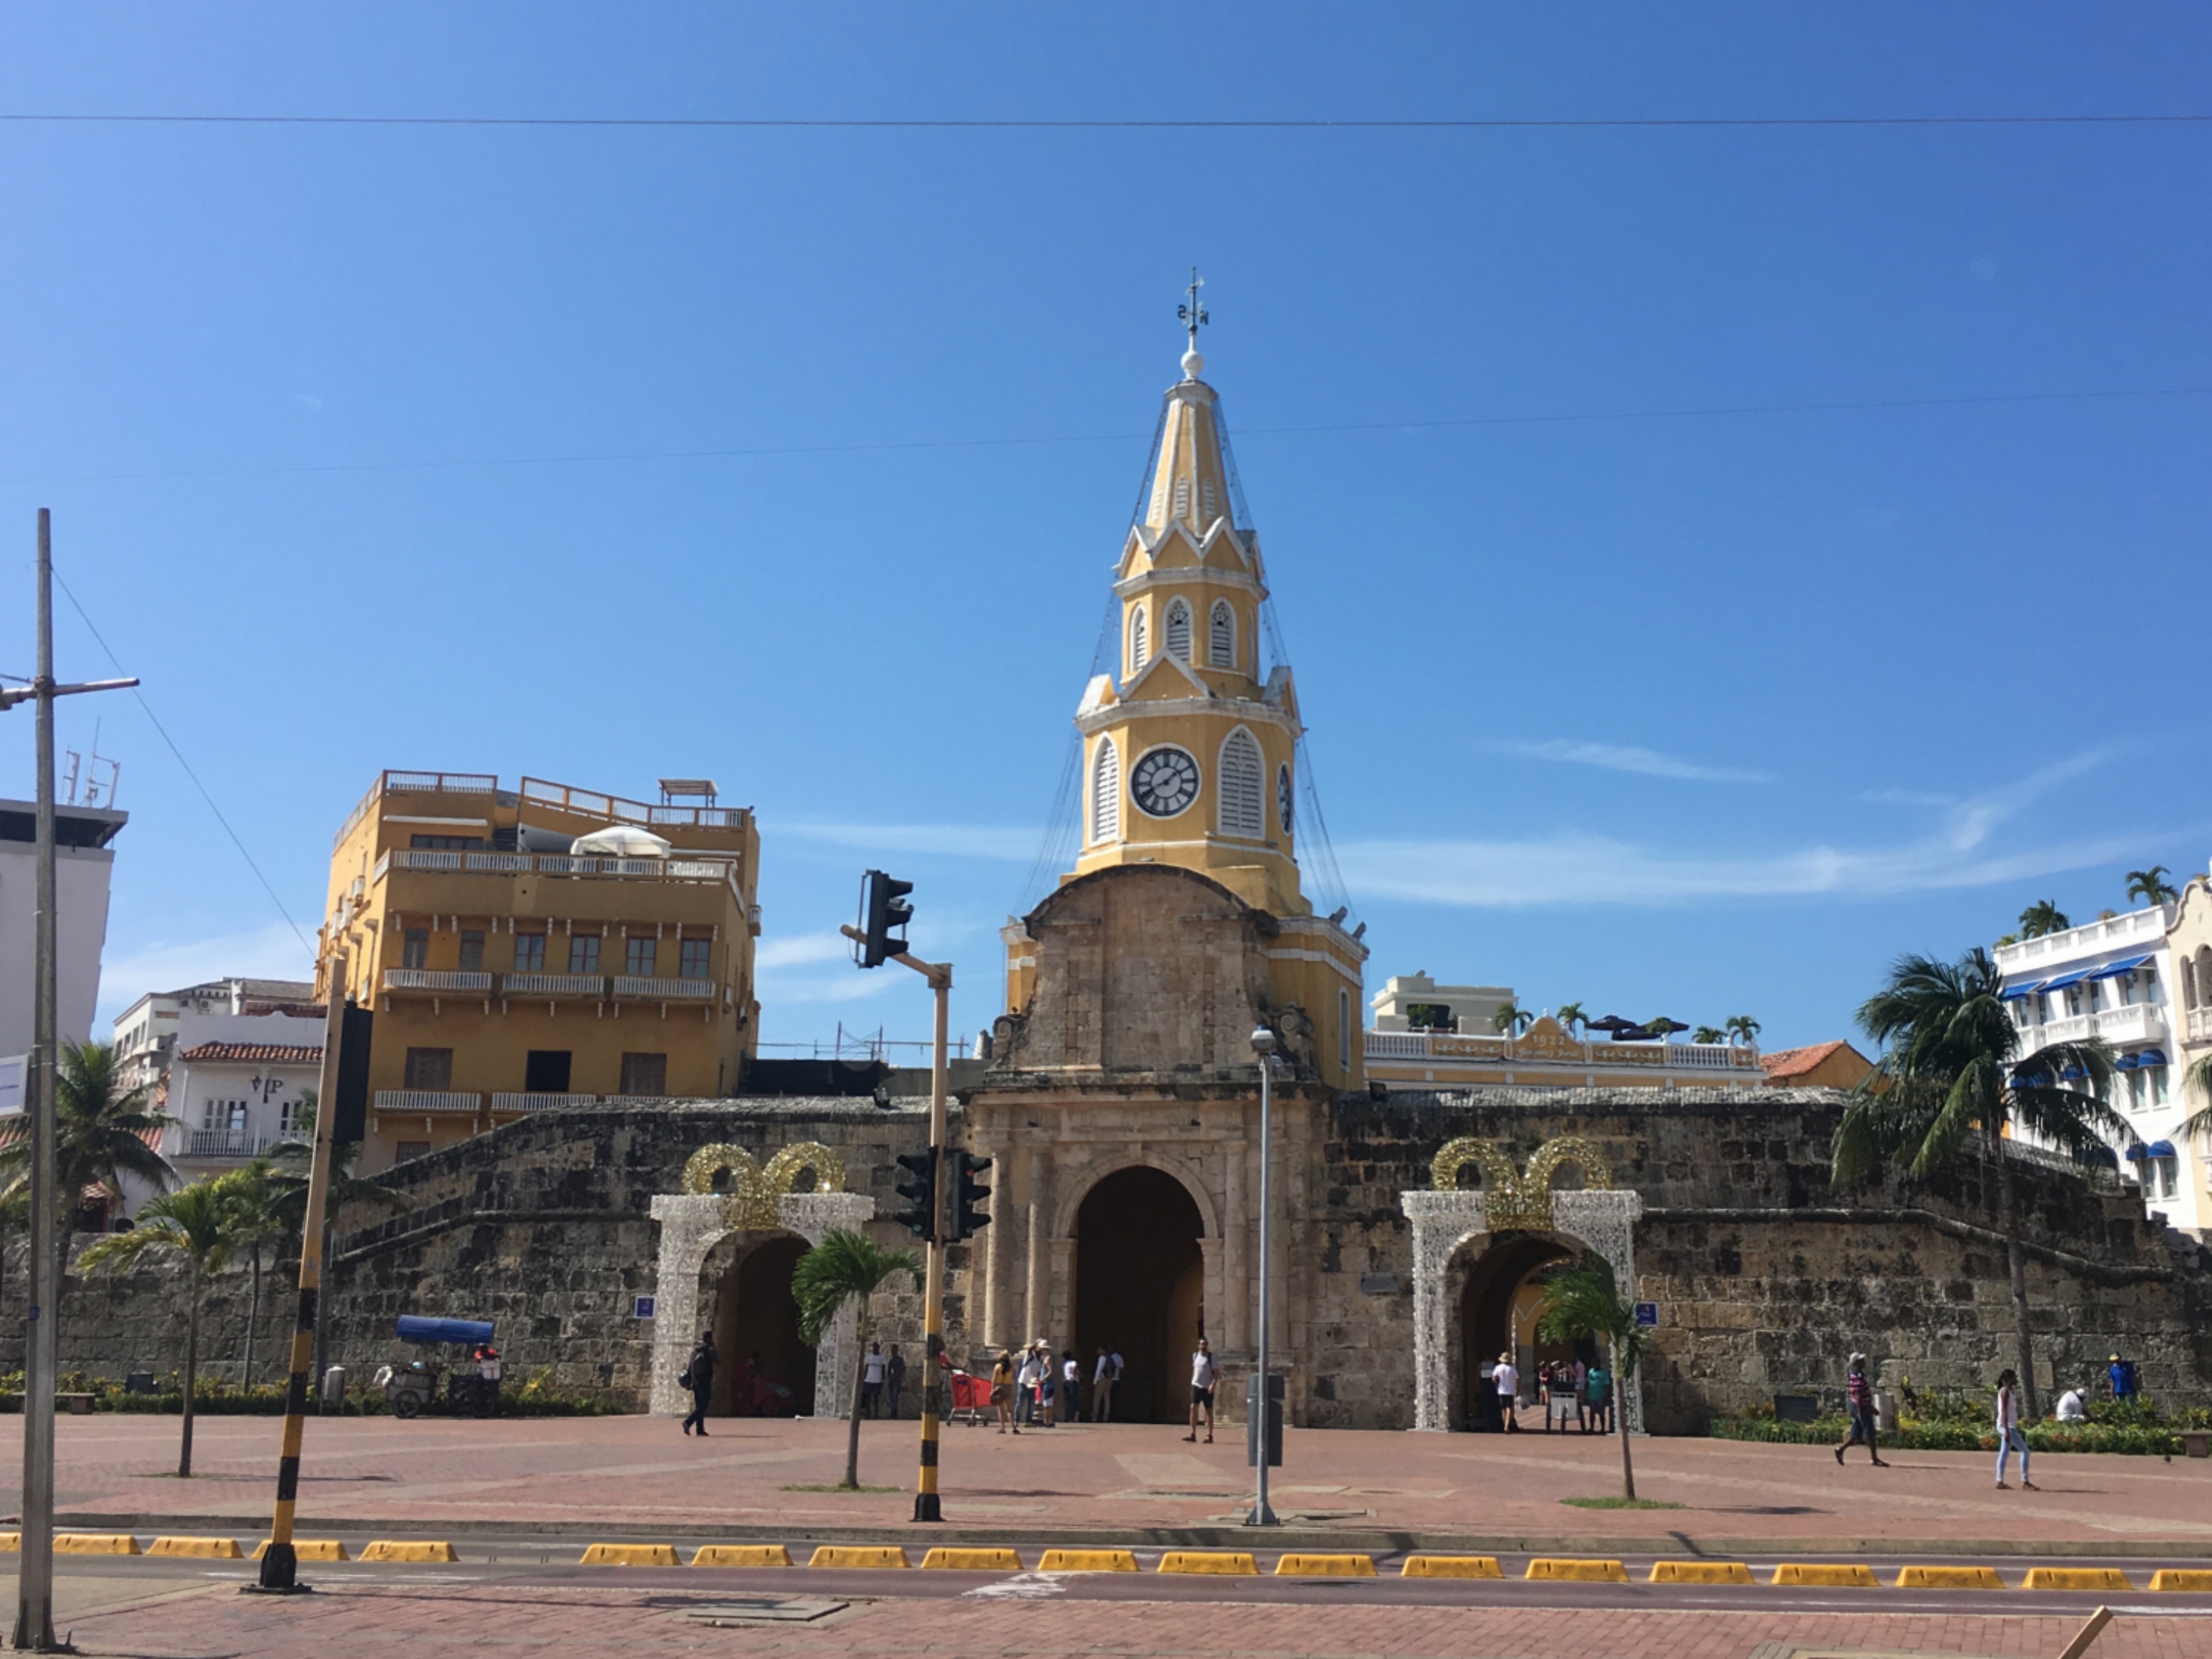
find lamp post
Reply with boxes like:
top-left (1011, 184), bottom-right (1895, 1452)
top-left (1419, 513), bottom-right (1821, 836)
top-left (1247, 1023), bottom-right (1279, 1528)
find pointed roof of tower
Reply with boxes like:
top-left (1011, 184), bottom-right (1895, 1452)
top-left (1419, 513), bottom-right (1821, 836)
top-left (1131, 363), bottom-right (1251, 544)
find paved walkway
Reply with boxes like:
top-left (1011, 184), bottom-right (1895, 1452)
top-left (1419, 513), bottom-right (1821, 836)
top-left (19, 1576), bottom-right (2212, 1659)
top-left (10, 1413), bottom-right (2212, 1551)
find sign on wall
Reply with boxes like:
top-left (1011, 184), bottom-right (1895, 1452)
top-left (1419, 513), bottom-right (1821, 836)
top-left (1634, 1301), bottom-right (1659, 1328)
top-left (633, 1296), bottom-right (656, 1320)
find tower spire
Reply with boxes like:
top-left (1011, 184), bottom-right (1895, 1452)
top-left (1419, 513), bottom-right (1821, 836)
top-left (1177, 267), bottom-right (1208, 380)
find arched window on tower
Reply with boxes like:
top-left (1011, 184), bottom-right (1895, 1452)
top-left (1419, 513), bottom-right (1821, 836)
top-left (1219, 728), bottom-right (1264, 838)
top-left (1128, 606), bottom-right (1148, 675)
top-left (1165, 599), bottom-right (1193, 662)
top-left (1090, 737), bottom-right (1121, 844)
top-left (1209, 600), bottom-right (1236, 669)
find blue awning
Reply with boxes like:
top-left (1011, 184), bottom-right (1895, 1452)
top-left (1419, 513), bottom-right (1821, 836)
top-left (2137, 1049), bottom-right (2168, 1068)
top-left (2000, 980), bottom-right (2045, 1001)
top-left (2060, 1065), bottom-right (2088, 1082)
top-left (2115, 1053), bottom-right (2140, 1071)
top-left (2146, 1139), bottom-right (2177, 1159)
top-left (396, 1315), bottom-right (495, 1347)
top-left (2040, 969), bottom-right (2092, 991)
top-left (2088, 955), bottom-right (2154, 981)
top-left (2125, 1143), bottom-right (2149, 1161)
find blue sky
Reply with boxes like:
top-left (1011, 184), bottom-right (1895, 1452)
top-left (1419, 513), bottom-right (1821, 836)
top-left (3, 5), bottom-right (2208, 1057)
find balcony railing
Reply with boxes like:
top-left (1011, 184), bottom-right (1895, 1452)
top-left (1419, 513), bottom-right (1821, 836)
top-left (1364, 1029), bottom-right (1757, 1071)
top-left (381, 968), bottom-right (495, 993)
top-left (1994, 907), bottom-right (2168, 971)
top-left (371, 848), bottom-right (741, 887)
top-left (613, 975), bottom-right (716, 1001)
top-left (2033, 1005), bottom-right (2169, 1050)
top-left (2191, 1005), bottom-right (2212, 1044)
top-left (520, 776), bottom-right (747, 831)
top-left (335, 770), bottom-right (499, 849)
top-left (488, 1092), bottom-right (598, 1112)
top-left (371, 1090), bottom-right (482, 1114)
top-left (505, 973), bottom-right (607, 997)
top-left (185, 1130), bottom-right (276, 1157)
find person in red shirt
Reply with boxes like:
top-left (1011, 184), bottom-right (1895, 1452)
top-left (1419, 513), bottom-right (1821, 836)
top-left (1833, 1353), bottom-right (1888, 1467)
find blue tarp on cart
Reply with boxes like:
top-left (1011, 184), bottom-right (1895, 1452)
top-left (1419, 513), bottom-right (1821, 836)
top-left (396, 1315), bottom-right (495, 1346)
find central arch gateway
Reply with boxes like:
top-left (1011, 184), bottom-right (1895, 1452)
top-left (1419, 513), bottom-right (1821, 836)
top-left (1072, 1166), bottom-right (1206, 1422)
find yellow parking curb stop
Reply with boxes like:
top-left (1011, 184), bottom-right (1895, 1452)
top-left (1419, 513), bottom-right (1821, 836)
top-left (252, 1540), bottom-right (350, 1562)
top-left (691, 1544), bottom-right (794, 1568)
top-left (921, 1547), bottom-right (1024, 1571)
top-left (580, 1543), bottom-right (681, 1567)
top-left (55, 1535), bottom-right (139, 1556)
top-left (1159, 1551), bottom-right (1259, 1575)
top-left (1401, 1554), bottom-right (1502, 1579)
top-left (1037, 1548), bottom-right (1138, 1572)
top-left (1770, 1563), bottom-right (1877, 1587)
top-left (807, 1545), bottom-right (910, 1569)
top-left (1895, 1565), bottom-right (2005, 1589)
top-left (1649, 1560), bottom-right (1753, 1584)
top-left (2025, 1567), bottom-right (2133, 1591)
top-left (1274, 1553), bottom-right (1375, 1577)
top-left (1525, 1557), bottom-right (1627, 1583)
top-left (359, 1541), bottom-right (458, 1563)
top-left (148, 1537), bottom-right (243, 1559)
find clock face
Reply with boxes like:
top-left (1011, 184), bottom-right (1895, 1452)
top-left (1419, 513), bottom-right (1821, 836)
top-left (1277, 764), bottom-right (1295, 836)
top-left (1130, 746), bottom-right (1201, 818)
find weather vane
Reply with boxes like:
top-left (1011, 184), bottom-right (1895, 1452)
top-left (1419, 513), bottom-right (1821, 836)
top-left (1178, 267), bottom-right (1208, 353)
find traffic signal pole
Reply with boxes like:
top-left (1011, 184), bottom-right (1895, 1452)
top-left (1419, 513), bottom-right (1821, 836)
top-left (840, 922), bottom-right (951, 1522)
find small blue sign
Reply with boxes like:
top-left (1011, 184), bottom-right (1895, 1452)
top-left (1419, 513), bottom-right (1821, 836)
top-left (633, 1296), bottom-right (656, 1320)
top-left (1633, 1301), bottom-right (1659, 1328)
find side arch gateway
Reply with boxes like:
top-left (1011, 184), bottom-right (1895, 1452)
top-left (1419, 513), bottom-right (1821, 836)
top-left (1400, 1186), bottom-right (1644, 1434)
top-left (648, 1189), bottom-right (875, 1419)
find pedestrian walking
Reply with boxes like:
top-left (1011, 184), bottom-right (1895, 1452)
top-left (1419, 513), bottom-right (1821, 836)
top-left (1060, 1350), bottom-right (1082, 1423)
top-left (992, 1350), bottom-right (1017, 1434)
top-left (680, 1330), bottom-right (717, 1437)
top-left (471, 1343), bottom-right (502, 1419)
top-left (1571, 1356), bottom-right (1589, 1431)
top-left (1091, 1345), bottom-right (1119, 1422)
top-left (1185, 1337), bottom-right (1217, 1443)
top-left (1031, 1340), bottom-right (1057, 1426)
top-left (1584, 1358), bottom-right (1611, 1433)
top-left (860, 1341), bottom-right (887, 1417)
top-left (1833, 1352), bottom-right (1888, 1467)
top-left (1995, 1369), bottom-right (2038, 1490)
top-left (1494, 1351), bottom-right (1520, 1433)
top-left (885, 1344), bottom-right (907, 1419)
top-left (1015, 1345), bottom-right (1042, 1426)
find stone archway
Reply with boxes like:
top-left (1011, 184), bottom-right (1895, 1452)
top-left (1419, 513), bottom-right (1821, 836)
top-left (648, 1190), bottom-right (874, 1418)
top-left (1403, 1186), bottom-right (1644, 1434)
top-left (1457, 1231), bottom-right (1580, 1431)
top-left (1071, 1166), bottom-right (1206, 1423)
top-left (700, 1230), bottom-right (816, 1417)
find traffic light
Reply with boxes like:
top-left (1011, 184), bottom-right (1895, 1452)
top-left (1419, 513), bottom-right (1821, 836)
top-left (951, 1151), bottom-right (991, 1241)
top-left (859, 869), bottom-right (915, 968)
top-left (893, 1148), bottom-right (939, 1241)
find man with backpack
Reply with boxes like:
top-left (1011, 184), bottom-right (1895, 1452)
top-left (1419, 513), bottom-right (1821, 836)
top-left (680, 1330), bottom-right (717, 1437)
top-left (1091, 1345), bottom-right (1121, 1422)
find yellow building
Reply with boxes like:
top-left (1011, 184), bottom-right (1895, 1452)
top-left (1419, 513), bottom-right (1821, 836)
top-left (1001, 334), bottom-right (1367, 1082)
top-left (317, 771), bottom-right (760, 1170)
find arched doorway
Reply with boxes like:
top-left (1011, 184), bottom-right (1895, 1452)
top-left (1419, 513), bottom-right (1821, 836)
top-left (1458, 1233), bottom-right (1579, 1431)
top-left (707, 1233), bottom-right (815, 1417)
top-left (1073, 1166), bottom-right (1204, 1423)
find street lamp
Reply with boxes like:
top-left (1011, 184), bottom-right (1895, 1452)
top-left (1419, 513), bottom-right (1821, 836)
top-left (1247, 1023), bottom-right (1279, 1528)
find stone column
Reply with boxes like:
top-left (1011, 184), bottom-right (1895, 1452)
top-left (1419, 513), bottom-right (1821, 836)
top-left (1221, 1134), bottom-right (1249, 1353)
top-left (646, 1193), bottom-right (728, 1418)
top-left (1048, 1238), bottom-right (1075, 1346)
top-left (1400, 1190), bottom-right (1485, 1433)
top-left (1023, 1145), bottom-right (1053, 1348)
top-left (1555, 1190), bottom-right (1647, 1437)
top-left (982, 1130), bottom-right (1016, 1351)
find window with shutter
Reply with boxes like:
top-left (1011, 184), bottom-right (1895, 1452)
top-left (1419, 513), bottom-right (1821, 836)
top-left (1090, 737), bottom-right (1121, 844)
top-left (1209, 600), bottom-right (1235, 667)
top-left (1129, 607), bottom-right (1148, 673)
top-left (1219, 729), bottom-right (1264, 837)
top-left (1165, 600), bottom-right (1192, 661)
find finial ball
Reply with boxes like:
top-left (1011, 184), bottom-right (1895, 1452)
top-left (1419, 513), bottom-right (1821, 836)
top-left (1181, 347), bottom-right (1205, 380)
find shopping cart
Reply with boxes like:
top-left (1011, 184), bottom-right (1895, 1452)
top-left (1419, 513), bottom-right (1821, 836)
top-left (947, 1369), bottom-right (993, 1426)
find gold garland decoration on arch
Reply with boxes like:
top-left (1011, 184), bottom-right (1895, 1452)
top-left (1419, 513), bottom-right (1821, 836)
top-left (1429, 1134), bottom-right (1611, 1233)
top-left (680, 1141), bottom-right (847, 1231)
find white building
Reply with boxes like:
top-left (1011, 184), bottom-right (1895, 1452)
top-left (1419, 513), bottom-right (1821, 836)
top-left (0, 798), bottom-right (127, 1115)
top-left (156, 1008), bottom-right (325, 1190)
top-left (1996, 898), bottom-right (2199, 1232)
top-left (112, 975), bottom-right (317, 1098)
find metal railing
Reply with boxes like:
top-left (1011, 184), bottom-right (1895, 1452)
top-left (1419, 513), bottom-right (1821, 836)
top-left (371, 1090), bottom-right (482, 1114)
top-left (520, 776), bottom-right (747, 831)
top-left (185, 1130), bottom-right (274, 1157)
top-left (373, 848), bottom-right (741, 886)
top-left (381, 968), bottom-right (494, 993)
top-left (488, 1093), bottom-right (598, 1112)
top-left (504, 972), bottom-right (607, 996)
top-left (613, 975), bottom-right (715, 1000)
top-left (1364, 1029), bottom-right (1757, 1069)
top-left (335, 770), bottom-right (499, 850)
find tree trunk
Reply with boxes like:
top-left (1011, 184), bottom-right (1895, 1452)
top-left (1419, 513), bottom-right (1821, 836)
top-left (1996, 1145), bottom-right (2038, 1418)
top-left (842, 1315), bottom-right (869, 1491)
top-left (1614, 1354), bottom-right (1635, 1500)
top-left (180, 1264), bottom-right (200, 1479)
top-left (242, 1247), bottom-right (262, 1388)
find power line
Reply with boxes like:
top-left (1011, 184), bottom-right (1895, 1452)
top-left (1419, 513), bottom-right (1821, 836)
top-left (3, 111), bottom-right (2210, 132)
top-left (46, 568), bottom-right (315, 957)
top-left (4, 383), bottom-right (2205, 489)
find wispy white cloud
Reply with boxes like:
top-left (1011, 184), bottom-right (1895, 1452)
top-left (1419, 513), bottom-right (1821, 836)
top-left (1501, 740), bottom-right (1772, 785)
top-left (1860, 786), bottom-right (1960, 808)
top-left (95, 922), bottom-right (314, 1021)
top-left (754, 931), bottom-right (854, 971)
top-left (1342, 753), bottom-right (2130, 908)
top-left (778, 821), bottom-right (1040, 862)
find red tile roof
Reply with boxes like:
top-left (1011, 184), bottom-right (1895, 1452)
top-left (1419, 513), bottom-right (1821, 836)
top-left (175, 1042), bottom-right (323, 1065)
top-left (1760, 1040), bottom-right (1863, 1080)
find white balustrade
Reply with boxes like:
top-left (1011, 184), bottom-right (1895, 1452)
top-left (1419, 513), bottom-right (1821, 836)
top-left (371, 1090), bottom-right (481, 1113)
top-left (505, 973), bottom-right (606, 996)
top-left (490, 1093), bottom-right (599, 1112)
top-left (613, 975), bottom-right (716, 1001)
top-left (381, 968), bottom-right (494, 992)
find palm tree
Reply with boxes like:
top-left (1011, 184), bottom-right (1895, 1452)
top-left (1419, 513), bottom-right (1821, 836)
top-left (1691, 1026), bottom-right (1725, 1045)
top-left (792, 1229), bottom-right (922, 1490)
top-left (1555, 1003), bottom-right (1587, 1039)
top-left (1534, 1252), bottom-right (1647, 1500)
top-left (1834, 947), bottom-right (2124, 1418)
top-left (2177, 1052), bottom-right (2212, 1151)
top-left (78, 1179), bottom-right (243, 1477)
top-left (1725, 1014), bottom-right (1762, 1048)
top-left (2017, 900), bottom-right (2071, 939)
top-left (0, 1040), bottom-right (177, 1318)
top-left (1492, 1002), bottom-right (1534, 1038)
top-left (2125, 867), bottom-right (2178, 908)
top-left (218, 1160), bottom-right (285, 1386)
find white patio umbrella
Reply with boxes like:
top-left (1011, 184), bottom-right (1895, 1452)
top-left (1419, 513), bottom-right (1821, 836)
top-left (570, 824), bottom-right (671, 858)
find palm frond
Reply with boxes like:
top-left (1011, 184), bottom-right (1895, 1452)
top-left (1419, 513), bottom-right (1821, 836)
top-left (790, 1228), bottom-right (921, 1347)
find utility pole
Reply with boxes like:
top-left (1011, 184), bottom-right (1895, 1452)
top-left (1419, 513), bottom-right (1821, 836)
top-left (3, 510), bottom-right (137, 1651)
top-left (255, 958), bottom-right (347, 1592)
top-left (1245, 1024), bottom-right (1280, 1528)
